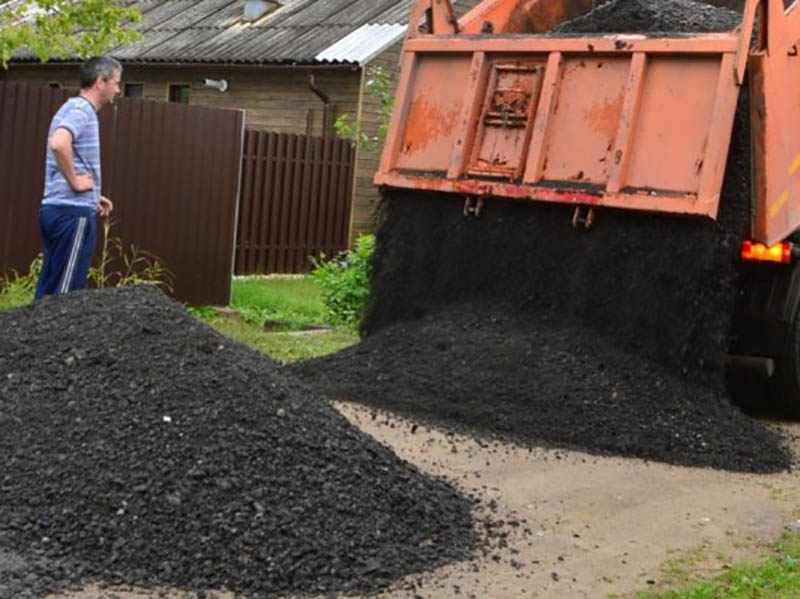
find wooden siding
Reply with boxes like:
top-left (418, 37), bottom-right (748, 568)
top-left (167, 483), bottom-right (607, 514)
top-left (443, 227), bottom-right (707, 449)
top-left (1, 65), bottom-right (361, 136)
top-left (350, 41), bottom-right (402, 241)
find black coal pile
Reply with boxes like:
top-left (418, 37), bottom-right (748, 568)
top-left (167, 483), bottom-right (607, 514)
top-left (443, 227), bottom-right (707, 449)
top-left (0, 286), bottom-right (475, 598)
top-left (291, 4), bottom-right (794, 473)
top-left (292, 305), bottom-right (791, 473)
top-left (555, 0), bottom-right (741, 34)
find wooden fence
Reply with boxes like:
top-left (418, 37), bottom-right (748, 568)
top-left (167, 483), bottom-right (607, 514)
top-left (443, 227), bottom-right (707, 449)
top-left (0, 82), bottom-right (244, 305)
top-left (1, 82), bottom-right (361, 306)
top-left (235, 130), bottom-right (355, 275)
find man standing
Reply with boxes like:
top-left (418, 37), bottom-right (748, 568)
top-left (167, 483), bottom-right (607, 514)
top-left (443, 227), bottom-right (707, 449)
top-left (34, 56), bottom-right (121, 300)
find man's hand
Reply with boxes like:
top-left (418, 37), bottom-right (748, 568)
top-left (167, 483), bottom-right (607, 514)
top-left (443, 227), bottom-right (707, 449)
top-left (98, 196), bottom-right (114, 217)
top-left (71, 173), bottom-right (94, 192)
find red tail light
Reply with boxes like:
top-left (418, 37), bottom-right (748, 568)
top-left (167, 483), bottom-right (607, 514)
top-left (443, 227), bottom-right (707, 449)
top-left (740, 240), bottom-right (793, 263)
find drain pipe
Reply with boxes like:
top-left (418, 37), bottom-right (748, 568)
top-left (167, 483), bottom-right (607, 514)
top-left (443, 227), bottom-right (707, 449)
top-left (308, 74), bottom-right (332, 138)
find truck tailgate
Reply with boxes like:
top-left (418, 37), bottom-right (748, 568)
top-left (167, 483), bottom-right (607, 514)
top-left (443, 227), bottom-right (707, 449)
top-left (375, 32), bottom-right (745, 219)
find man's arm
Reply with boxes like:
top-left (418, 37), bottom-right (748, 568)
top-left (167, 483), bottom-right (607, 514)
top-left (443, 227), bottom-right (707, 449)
top-left (50, 128), bottom-right (94, 192)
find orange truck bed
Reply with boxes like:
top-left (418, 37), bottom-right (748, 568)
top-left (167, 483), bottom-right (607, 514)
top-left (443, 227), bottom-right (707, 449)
top-left (375, 0), bottom-right (800, 246)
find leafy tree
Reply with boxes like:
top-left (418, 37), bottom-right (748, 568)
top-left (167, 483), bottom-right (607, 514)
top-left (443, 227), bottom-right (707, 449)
top-left (1, 0), bottom-right (141, 68)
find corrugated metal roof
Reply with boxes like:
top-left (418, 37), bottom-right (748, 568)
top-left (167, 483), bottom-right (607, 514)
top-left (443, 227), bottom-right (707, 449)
top-left (314, 23), bottom-right (406, 65)
top-left (10, 0), bottom-right (423, 66)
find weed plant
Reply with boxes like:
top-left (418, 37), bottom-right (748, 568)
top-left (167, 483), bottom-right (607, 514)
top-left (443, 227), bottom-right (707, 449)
top-left (0, 255), bottom-right (41, 310)
top-left (0, 219), bottom-right (173, 312)
top-left (90, 218), bottom-right (174, 292)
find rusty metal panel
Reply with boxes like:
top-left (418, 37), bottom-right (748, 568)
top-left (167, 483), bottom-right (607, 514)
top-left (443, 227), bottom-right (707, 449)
top-left (393, 54), bottom-right (473, 173)
top-left (542, 56), bottom-right (628, 184)
top-left (235, 130), bottom-right (355, 275)
top-left (750, 0), bottom-right (800, 245)
top-left (0, 82), bottom-right (244, 306)
top-left (376, 3), bottom-right (750, 221)
top-left (624, 56), bottom-right (723, 193)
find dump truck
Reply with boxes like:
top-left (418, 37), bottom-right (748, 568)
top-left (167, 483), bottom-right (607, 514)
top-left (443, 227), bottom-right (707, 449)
top-left (373, 0), bottom-right (800, 415)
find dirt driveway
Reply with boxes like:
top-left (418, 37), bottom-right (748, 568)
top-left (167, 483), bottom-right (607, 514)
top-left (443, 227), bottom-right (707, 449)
top-left (55, 402), bottom-right (800, 599)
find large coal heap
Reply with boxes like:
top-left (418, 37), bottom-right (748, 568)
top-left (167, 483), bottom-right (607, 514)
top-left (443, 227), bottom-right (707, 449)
top-left (0, 286), bottom-right (475, 598)
top-left (555, 0), bottom-right (741, 34)
top-left (292, 5), bottom-right (795, 472)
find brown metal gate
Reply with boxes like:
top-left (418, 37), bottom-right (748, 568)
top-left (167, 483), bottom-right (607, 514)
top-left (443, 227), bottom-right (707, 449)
top-left (235, 130), bottom-right (355, 275)
top-left (0, 82), bottom-right (244, 305)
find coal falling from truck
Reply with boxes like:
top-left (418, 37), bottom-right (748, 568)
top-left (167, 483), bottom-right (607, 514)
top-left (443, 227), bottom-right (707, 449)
top-left (292, 0), bottom-right (794, 474)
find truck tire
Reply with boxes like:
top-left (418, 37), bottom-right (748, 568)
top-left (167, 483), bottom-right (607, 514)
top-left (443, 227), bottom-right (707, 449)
top-left (725, 362), bottom-right (769, 414)
top-left (770, 306), bottom-right (800, 418)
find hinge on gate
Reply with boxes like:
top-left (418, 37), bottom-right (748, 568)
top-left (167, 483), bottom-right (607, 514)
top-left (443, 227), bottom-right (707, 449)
top-left (571, 206), bottom-right (595, 230)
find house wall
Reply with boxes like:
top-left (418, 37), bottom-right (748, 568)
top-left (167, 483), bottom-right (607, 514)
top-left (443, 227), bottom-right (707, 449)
top-left (350, 41), bottom-right (401, 242)
top-left (1, 64), bottom-right (361, 136)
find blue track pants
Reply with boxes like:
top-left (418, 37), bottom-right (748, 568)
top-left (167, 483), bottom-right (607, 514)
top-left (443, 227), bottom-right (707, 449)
top-left (35, 205), bottom-right (97, 300)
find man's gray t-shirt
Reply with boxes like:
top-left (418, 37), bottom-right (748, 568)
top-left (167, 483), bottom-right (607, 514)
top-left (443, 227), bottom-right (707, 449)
top-left (42, 96), bottom-right (101, 209)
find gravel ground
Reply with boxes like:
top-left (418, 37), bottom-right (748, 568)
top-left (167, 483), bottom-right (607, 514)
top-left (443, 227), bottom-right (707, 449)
top-left (0, 286), bottom-right (478, 598)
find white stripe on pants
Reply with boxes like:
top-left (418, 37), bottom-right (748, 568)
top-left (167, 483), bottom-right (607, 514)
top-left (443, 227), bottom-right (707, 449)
top-left (59, 216), bottom-right (87, 294)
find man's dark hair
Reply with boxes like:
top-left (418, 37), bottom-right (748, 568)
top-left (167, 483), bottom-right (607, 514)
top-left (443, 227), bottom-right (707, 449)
top-left (79, 57), bottom-right (123, 89)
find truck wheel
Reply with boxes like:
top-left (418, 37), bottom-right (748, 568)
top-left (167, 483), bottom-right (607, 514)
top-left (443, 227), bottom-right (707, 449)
top-left (770, 307), bottom-right (800, 418)
top-left (726, 362), bottom-right (769, 414)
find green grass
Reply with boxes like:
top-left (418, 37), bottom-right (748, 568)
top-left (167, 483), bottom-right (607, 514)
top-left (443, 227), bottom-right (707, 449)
top-left (231, 276), bottom-right (327, 330)
top-left (204, 315), bottom-right (357, 364)
top-left (638, 531), bottom-right (800, 599)
top-left (192, 275), bottom-right (359, 363)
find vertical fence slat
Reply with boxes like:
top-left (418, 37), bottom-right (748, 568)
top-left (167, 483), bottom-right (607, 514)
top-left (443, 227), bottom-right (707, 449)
top-left (296, 134), bottom-right (315, 271)
top-left (336, 141), bottom-right (355, 250)
top-left (332, 140), bottom-right (348, 253)
top-left (263, 134), bottom-right (282, 273)
top-left (306, 137), bottom-right (324, 263)
top-left (236, 131), bottom-right (254, 274)
top-left (289, 135), bottom-right (306, 272)
top-left (255, 133), bottom-right (269, 273)
top-left (279, 135), bottom-right (297, 272)
top-left (247, 131), bottom-right (265, 274)
top-left (325, 139), bottom-right (344, 257)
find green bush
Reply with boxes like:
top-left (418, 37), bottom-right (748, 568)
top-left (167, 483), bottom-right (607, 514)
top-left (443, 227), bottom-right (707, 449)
top-left (311, 234), bottom-right (375, 326)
